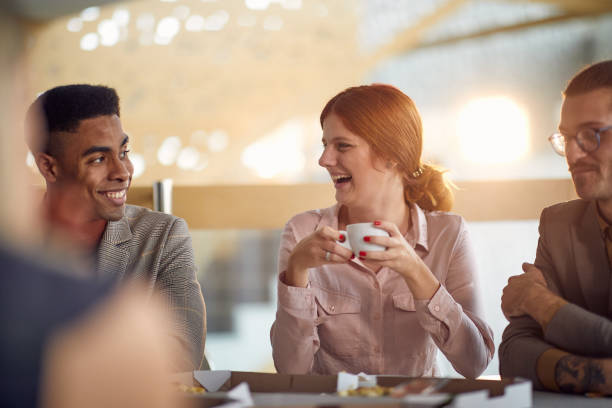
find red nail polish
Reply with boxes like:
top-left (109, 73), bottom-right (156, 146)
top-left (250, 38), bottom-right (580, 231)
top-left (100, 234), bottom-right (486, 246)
top-left (339, 234), bottom-right (346, 242)
top-left (359, 251), bottom-right (366, 257)
top-left (363, 236), bottom-right (370, 242)
top-left (350, 254), bottom-right (355, 259)
top-left (374, 220), bottom-right (381, 226)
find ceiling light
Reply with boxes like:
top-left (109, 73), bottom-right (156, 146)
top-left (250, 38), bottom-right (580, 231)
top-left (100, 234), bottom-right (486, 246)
top-left (457, 96), bottom-right (529, 164)
top-left (81, 7), bottom-right (100, 22)
top-left (67, 18), bottom-right (83, 32)
top-left (157, 136), bottom-right (182, 166)
top-left (112, 9), bottom-right (130, 26)
top-left (80, 33), bottom-right (99, 51)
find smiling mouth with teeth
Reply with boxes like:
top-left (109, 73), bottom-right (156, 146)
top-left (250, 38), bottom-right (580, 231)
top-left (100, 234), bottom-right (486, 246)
top-left (333, 175), bottom-right (352, 184)
top-left (103, 190), bottom-right (126, 199)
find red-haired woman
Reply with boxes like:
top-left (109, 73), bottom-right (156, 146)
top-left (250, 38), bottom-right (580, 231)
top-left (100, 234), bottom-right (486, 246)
top-left (270, 84), bottom-right (494, 378)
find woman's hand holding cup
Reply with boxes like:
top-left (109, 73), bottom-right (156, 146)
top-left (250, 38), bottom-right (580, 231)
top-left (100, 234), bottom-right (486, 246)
top-left (286, 226), bottom-right (353, 287)
top-left (358, 220), bottom-right (440, 300)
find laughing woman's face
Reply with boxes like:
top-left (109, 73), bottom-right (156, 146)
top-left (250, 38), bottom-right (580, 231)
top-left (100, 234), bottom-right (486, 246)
top-left (319, 113), bottom-right (403, 210)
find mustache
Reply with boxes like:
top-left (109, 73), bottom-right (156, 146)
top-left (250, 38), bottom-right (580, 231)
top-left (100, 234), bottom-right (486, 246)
top-left (568, 160), bottom-right (599, 173)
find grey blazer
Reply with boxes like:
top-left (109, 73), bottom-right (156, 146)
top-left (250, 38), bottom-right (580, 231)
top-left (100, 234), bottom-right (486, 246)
top-left (96, 204), bottom-right (206, 370)
top-left (499, 199), bottom-right (612, 388)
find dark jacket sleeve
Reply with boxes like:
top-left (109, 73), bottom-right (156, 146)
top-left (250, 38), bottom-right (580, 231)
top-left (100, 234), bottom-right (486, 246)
top-left (499, 208), bottom-right (557, 389)
top-left (544, 302), bottom-right (612, 357)
top-left (500, 202), bottom-right (612, 387)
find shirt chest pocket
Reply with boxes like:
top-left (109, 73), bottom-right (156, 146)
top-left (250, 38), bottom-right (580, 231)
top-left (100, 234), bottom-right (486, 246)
top-left (392, 293), bottom-right (418, 339)
top-left (392, 293), bottom-right (416, 312)
top-left (392, 292), bottom-right (430, 351)
top-left (314, 288), bottom-right (361, 357)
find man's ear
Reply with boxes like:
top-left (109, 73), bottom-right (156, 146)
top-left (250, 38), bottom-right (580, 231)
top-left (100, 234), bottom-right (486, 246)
top-left (35, 152), bottom-right (60, 183)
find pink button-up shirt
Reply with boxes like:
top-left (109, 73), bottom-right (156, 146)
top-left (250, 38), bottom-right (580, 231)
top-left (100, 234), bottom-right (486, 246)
top-left (270, 203), bottom-right (494, 378)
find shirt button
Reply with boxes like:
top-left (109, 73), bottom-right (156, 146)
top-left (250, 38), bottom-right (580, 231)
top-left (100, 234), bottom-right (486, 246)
top-left (433, 305), bottom-right (440, 312)
top-left (330, 305), bottom-right (335, 312)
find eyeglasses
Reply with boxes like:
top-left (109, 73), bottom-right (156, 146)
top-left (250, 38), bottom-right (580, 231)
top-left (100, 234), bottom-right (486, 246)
top-left (548, 125), bottom-right (612, 156)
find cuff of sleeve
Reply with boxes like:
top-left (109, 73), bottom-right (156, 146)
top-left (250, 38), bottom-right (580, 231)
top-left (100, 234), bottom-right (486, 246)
top-left (414, 284), bottom-right (457, 326)
top-left (536, 348), bottom-right (569, 392)
top-left (278, 271), bottom-right (315, 311)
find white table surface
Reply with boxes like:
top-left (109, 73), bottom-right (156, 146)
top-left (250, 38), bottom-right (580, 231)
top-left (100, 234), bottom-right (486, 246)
top-left (249, 391), bottom-right (611, 407)
top-left (533, 391), bottom-right (611, 407)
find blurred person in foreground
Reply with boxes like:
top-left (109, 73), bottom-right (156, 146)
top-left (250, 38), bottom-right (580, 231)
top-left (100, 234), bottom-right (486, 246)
top-left (25, 84), bottom-right (206, 371)
top-left (270, 84), bottom-right (494, 377)
top-left (0, 16), bottom-right (187, 408)
top-left (1, 256), bottom-right (184, 408)
top-left (500, 60), bottom-right (612, 394)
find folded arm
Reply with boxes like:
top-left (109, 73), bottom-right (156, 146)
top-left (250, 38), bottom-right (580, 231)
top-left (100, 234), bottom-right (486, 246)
top-left (552, 353), bottom-right (612, 394)
top-left (532, 347), bottom-right (612, 394)
top-left (511, 289), bottom-right (612, 393)
top-left (500, 208), bottom-right (612, 393)
top-left (545, 303), bottom-right (612, 357)
top-left (500, 315), bottom-right (612, 394)
top-left (499, 315), bottom-right (554, 388)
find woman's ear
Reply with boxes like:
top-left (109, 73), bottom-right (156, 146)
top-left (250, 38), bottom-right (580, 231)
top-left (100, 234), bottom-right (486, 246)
top-left (35, 152), bottom-right (60, 183)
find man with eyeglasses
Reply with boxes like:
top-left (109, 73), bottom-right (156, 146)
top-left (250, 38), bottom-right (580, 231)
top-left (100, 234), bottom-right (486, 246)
top-left (499, 60), bottom-right (612, 395)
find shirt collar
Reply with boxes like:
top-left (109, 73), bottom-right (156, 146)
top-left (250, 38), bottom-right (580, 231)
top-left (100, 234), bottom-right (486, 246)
top-left (408, 201), bottom-right (429, 252)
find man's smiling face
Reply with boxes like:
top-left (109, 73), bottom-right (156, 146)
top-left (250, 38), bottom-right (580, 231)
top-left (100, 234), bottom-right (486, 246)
top-left (54, 114), bottom-right (133, 222)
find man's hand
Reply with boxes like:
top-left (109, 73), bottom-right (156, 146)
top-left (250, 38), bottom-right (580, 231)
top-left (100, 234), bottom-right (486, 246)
top-left (501, 263), bottom-right (547, 318)
top-left (502, 263), bottom-right (567, 328)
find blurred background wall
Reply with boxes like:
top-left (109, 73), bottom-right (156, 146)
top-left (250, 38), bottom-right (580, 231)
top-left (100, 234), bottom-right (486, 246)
top-left (3, 0), bottom-right (612, 376)
top-left (0, 7), bottom-right (36, 245)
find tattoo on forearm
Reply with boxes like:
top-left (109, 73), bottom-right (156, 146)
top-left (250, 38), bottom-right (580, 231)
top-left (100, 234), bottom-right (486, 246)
top-left (555, 355), bottom-right (606, 394)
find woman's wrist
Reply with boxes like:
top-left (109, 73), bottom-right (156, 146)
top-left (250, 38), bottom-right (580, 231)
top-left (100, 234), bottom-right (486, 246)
top-left (401, 261), bottom-right (440, 300)
top-left (286, 255), bottom-right (309, 288)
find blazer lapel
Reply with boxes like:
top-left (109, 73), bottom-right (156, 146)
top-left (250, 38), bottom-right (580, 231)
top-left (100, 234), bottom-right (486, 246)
top-left (96, 217), bottom-right (132, 281)
top-left (571, 201), bottom-right (610, 315)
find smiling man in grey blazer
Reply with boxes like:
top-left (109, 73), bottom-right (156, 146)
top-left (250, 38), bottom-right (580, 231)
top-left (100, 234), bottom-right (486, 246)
top-left (26, 84), bottom-right (206, 371)
top-left (500, 60), bottom-right (612, 394)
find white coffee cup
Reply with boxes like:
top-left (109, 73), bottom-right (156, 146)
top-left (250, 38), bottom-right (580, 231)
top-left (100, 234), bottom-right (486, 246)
top-left (337, 222), bottom-right (389, 254)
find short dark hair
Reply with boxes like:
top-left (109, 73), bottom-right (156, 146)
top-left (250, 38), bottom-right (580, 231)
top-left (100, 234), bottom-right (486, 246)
top-left (564, 60), bottom-right (612, 97)
top-left (26, 84), bottom-right (120, 154)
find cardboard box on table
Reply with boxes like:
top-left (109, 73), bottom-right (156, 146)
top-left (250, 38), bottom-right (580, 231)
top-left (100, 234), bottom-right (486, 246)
top-left (187, 371), bottom-right (531, 408)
